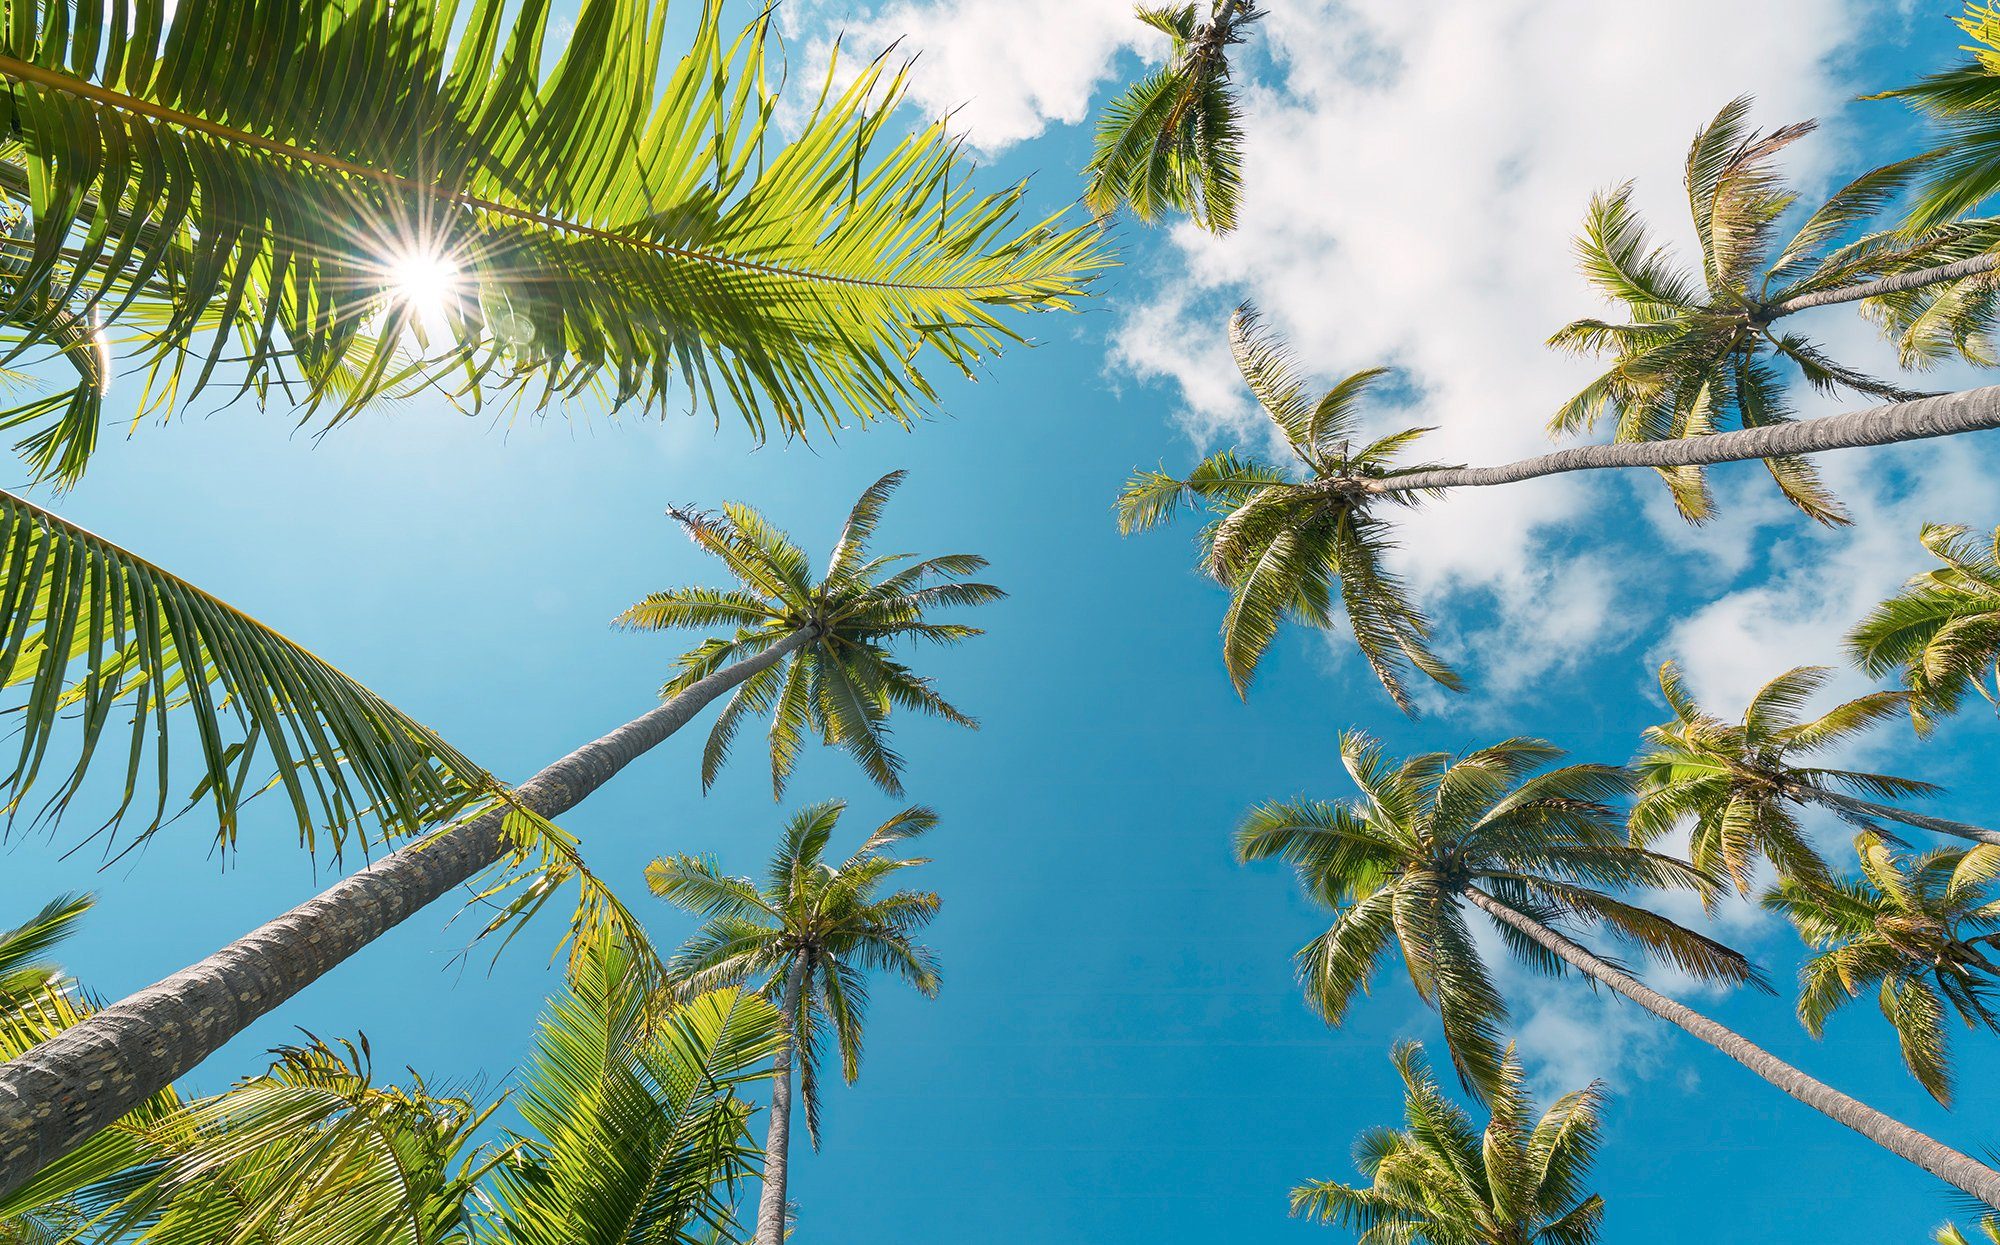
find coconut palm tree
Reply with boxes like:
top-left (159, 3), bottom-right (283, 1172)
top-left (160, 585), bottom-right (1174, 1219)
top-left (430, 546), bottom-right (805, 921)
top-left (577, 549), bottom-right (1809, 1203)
top-left (1122, 304), bottom-right (2000, 711)
top-left (2, 933), bottom-right (783, 1245)
top-left (1291, 1042), bottom-right (1607, 1245)
top-left (1086, 1), bottom-right (1262, 233)
top-left (1118, 305), bottom-right (1463, 712)
top-left (0, 473), bottom-right (994, 1203)
top-left (0, 0), bottom-right (1102, 891)
top-left (1237, 731), bottom-right (2000, 1207)
top-left (649, 800), bottom-right (943, 1245)
top-left (1629, 662), bottom-right (2000, 897)
top-left (1548, 96), bottom-right (2000, 525)
top-left (1849, 523), bottom-right (2000, 734)
top-left (1877, 2), bottom-right (2000, 236)
top-left (1764, 832), bottom-right (2000, 1106)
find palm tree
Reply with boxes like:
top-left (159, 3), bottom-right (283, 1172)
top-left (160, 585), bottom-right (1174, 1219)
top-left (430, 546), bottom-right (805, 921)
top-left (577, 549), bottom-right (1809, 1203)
top-left (649, 800), bottom-right (943, 1245)
top-left (1123, 306), bottom-right (2000, 711)
top-left (1764, 832), bottom-right (2000, 1106)
top-left (0, 473), bottom-right (994, 1202)
top-left (1849, 523), bottom-right (2000, 733)
top-left (1291, 1042), bottom-right (1607, 1245)
top-left (1118, 305), bottom-right (1463, 712)
top-left (0, 0), bottom-right (1102, 897)
top-left (1548, 96), bottom-right (2000, 525)
top-left (1237, 731), bottom-right (2000, 1207)
top-left (1877, 2), bottom-right (2000, 235)
top-left (1629, 662), bottom-right (2000, 897)
top-left (2, 933), bottom-right (784, 1245)
top-left (0, 896), bottom-right (89, 1008)
top-left (1085, 1), bottom-right (1262, 233)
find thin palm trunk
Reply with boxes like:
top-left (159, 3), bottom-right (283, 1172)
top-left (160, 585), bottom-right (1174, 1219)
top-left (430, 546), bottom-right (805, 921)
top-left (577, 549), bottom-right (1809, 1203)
top-left (755, 959), bottom-right (809, 1245)
top-left (0, 627), bottom-right (815, 1204)
top-left (1460, 885), bottom-right (2000, 1208)
top-left (1794, 787), bottom-right (2000, 849)
top-left (1764, 253), bottom-right (2000, 318)
top-left (1373, 386), bottom-right (2000, 494)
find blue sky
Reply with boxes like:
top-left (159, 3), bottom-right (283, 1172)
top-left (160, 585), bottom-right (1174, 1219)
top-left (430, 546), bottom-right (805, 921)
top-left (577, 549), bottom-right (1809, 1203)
top-left (6, 0), bottom-right (2000, 1241)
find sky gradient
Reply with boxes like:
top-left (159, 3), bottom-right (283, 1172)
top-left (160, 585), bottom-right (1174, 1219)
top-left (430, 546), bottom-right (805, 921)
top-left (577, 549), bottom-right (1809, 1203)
top-left (5, 1), bottom-right (2000, 1241)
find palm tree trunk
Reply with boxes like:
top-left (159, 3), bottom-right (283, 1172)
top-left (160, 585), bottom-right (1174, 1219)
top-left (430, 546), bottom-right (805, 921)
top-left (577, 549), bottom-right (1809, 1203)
top-left (1764, 253), bottom-right (2000, 318)
top-left (1460, 885), bottom-right (2000, 1208)
top-left (1795, 787), bottom-right (2000, 849)
top-left (1374, 386), bottom-right (2000, 494)
top-left (0, 627), bottom-right (815, 1205)
top-left (755, 959), bottom-right (809, 1245)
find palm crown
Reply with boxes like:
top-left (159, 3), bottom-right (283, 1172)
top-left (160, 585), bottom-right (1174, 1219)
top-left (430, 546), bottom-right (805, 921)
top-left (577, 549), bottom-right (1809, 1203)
top-left (1630, 662), bottom-right (1942, 893)
top-left (1236, 732), bottom-right (1749, 1096)
top-left (1118, 306), bottom-right (1459, 712)
top-left (1549, 96), bottom-right (1953, 525)
top-left (1291, 1042), bottom-right (1607, 1245)
top-left (1764, 832), bottom-right (2000, 1106)
top-left (649, 800), bottom-right (942, 1144)
top-left (1849, 523), bottom-right (2000, 733)
top-left (618, 471), bottom-right (1001, 798)
top-left (1085, 1), bottom-right (1261, 233)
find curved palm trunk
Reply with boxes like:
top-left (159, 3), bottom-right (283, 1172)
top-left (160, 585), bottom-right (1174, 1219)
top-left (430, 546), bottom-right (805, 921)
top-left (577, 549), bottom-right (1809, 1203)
top-left (1765, 253), bottom-right (2000, 318)
top-left (754, 959), bottom-right (809, 1245)
top-left (0, 628), bottom-right (814, 1204)
top-left (1375, 386), bottom-right (2000, 494)
top-left (1461, 886), bottom-right (2000, 1208)
top-left (1795, 787), bottom-right (2000, 849)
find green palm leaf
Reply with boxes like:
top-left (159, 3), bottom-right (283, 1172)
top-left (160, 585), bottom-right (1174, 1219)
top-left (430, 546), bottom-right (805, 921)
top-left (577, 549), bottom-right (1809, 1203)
top-left (0, 0), bottom-right (1107, 486)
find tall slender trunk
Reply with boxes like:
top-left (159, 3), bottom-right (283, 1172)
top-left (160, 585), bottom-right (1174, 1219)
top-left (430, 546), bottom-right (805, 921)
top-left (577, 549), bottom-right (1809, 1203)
top-left (0, 627), bottom-right (814, 1204)
top-left (1764, 253), bottom-right (2000, 319)
top-left (1372, 386), bottom-right (2000, 495)
top-left (1461, 885), bottom-right (2000, 1208)
top-left (755, 959), bottom-right (809, 1245)
top-left (1795, 787), bottom-right (2000, 849)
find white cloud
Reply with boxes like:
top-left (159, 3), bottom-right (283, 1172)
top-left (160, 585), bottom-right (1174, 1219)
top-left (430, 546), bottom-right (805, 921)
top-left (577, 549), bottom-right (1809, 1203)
top-left (799, 0), bottom-right (1150, 153)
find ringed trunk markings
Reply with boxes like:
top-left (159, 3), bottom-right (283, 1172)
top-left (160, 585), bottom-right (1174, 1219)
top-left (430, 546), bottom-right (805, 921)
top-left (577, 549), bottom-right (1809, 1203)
top-left (0, 627), bottom-right (814, 1203)
top-left (1461, 885), bottom-right (2000, 1209)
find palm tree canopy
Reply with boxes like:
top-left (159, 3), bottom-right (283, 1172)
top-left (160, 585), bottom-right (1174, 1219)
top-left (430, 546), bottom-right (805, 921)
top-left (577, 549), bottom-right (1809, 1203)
top-left (1290, 1042), bottom-right (1607, 1245)
top-left (1630, 661), bottom-right (1942, 892)
top-left (1236, 731), bottom-right (1751, 1097)
top-left (1878, 1), bottom-right (2000, 233)
top-left (618, 471), bottom-right (1001, 797)
top-left (0, 0), bottom-right (1106, 488)
top-left (649, 799), bottom-right (942, 1145)
top-left (1764, 832), bottom-right (2000, 1106)
top-left (0, 932), bottom-right (783, 1245)
top-left (1848, 523), bottom-right (2000, 733)
top-left (1117, 304), bottom-right (1461, 713)
top-left (1548, 95), bottom-right (1974, 525)
top-left (1941, 1217), bottom-right (2000, 1245)
top-left (1085, 1), bottom-right (1261, 233)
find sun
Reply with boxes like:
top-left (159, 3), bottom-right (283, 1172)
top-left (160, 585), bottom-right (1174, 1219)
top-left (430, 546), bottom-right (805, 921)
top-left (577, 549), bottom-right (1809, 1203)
top-left (382, 247), bottom-right (464, 321)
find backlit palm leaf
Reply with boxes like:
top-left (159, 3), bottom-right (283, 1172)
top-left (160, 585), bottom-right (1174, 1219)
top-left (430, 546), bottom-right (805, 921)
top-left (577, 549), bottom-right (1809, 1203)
top-left (0, 0), bottom-right (1107, 484)
top-left (1119, 304), bottom-right (1460, 713)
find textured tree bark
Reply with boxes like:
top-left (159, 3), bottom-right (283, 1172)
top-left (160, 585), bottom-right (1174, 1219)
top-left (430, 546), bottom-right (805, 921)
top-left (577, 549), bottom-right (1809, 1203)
top-left (1764, 253), bottom-right (2000, 318)
top-left (1795, 786), bottom-right (2000, 849)
top-left (0, 627), bottom-right (814, 1204)
top-left (1461, 885), bottom-right (2000, 1209)
top-left (1374, 386), bottom-right (2000, 494)
top-left (754, 959), bottom-right (809, 1245)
